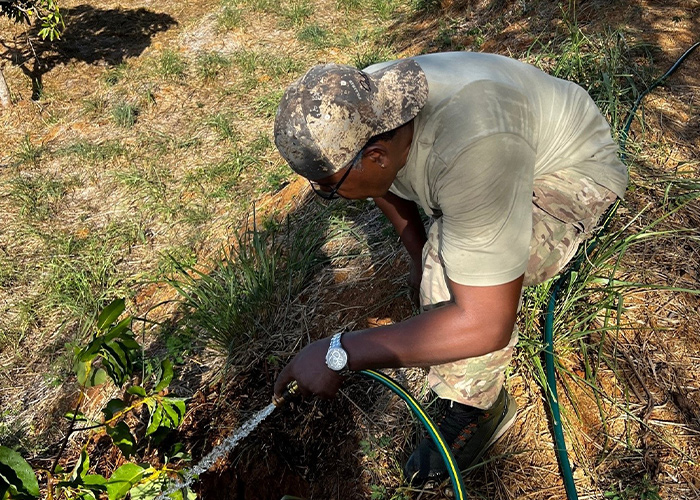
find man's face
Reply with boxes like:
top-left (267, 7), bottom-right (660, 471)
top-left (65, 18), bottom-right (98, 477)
top-left (310, 156), bottom-right (397, 200)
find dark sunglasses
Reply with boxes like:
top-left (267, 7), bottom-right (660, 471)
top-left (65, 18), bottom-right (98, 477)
top-left (308, 163), bottom-right (353, 200)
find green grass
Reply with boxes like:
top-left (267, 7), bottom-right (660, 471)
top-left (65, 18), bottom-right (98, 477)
top-left (103, 63), bottom-right (129, 86)
top-left (12, 135), bottom-right (44, 166)
top-left (8, 172), bottom-right (79, 221)
top-left (205, 112), bottom-right (238, 141)
top-left (58, 140), bottom-right (127, 162)
top-left (297, 23), bottom-right (330, 47)
top-left (253, 89), bottom-right (284, 117)
top-left (111, 102), bottom-right (139, 127)
top-left (196, 51), bottom-right (232, 80)
top-left (158, 49), bottom-right (187, 79)
top-left (168, 209), bottom-right (331, 362)
top-left (352, 46), bottom-right (394, 69)
top-left (217, 0), bottom-right (243, 30)
top-left (280, 0), bottom-right (313, 27)
top-left (81, 95), bottom-right (108, 115)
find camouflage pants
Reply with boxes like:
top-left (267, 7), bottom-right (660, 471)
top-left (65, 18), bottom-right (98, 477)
top-left (422, 171), bottom-right (618, 409)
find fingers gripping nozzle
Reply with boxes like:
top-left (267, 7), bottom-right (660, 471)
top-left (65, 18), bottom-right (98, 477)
top-left (272, 380), bottom-right (299, 407)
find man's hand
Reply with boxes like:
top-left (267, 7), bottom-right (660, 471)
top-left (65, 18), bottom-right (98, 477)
top-left (408, 259), bottom-right (422, 308)
top-left (274, 337), bottom-right (344, 400)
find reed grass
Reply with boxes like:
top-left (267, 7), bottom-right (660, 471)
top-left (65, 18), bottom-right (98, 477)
top-left (168, 207), bottom-right (334, 366)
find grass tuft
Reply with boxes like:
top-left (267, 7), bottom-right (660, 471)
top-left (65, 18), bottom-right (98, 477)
top-left (13, 135), bottom-right (44, 166)
top-left (196, 51), bottom-right (232, 80)
top-left (297, 23), bottom-right (330, 47)
top-left (280, 0), bottom-right (313, 27)
top-left (158, 49), bottom-right (187, 79)
top-left (168, 209), bottom-right (331, 364)
top-left (205, 112), bottom-right (238, 141)
top-left (217, 0), bottom-right (243, 30)
top-left (111, 102), bottom-right (139, 127)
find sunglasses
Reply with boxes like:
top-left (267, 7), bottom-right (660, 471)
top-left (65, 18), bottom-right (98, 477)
top-left (309, 149), bottom-right (366, 200)
top-left (308, 165), bottom-right (353, 200)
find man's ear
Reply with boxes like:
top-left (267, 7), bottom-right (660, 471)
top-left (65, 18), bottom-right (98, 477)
top-left (364, 145), bottom-right (387, 168)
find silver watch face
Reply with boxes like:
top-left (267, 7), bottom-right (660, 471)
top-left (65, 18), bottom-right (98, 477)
top-left (326, 347), bottom-right (348, 371)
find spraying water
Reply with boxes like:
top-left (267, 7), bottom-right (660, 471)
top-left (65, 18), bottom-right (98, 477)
top-left (156, 403), bottom-right (276, 499)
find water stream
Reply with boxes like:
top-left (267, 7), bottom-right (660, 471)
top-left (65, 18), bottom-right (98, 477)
top-left (156, 402), bottom-right (277, 499)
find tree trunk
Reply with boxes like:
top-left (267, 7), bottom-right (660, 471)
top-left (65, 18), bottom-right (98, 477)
top-left (0, 67), bottom-right (11, 107)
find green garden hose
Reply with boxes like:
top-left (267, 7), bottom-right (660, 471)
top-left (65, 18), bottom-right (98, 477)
top-left (360, 369), bottom-right (467, 500)
top-left (543, 41), bottom-right (699, 500)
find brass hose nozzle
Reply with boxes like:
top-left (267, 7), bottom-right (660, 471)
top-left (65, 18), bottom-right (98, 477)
top-left (272, 380), bottom-right (299, 407)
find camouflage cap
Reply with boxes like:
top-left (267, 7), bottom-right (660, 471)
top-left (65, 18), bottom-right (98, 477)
top-left (274, 59), bottom-right (428, 180)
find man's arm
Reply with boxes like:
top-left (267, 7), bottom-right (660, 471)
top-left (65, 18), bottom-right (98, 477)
top-left (274, 273), bottom-right (523, 398)
top-left (373, 192), bottom-right (427, 290)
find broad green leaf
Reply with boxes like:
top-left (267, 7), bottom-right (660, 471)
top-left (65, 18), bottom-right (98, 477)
top-left (87, 368), bottom-right (108, 388)
top-left (68, 448), bottom-right (90, 485)
top-left (128, 474), bottom-right (164, 500)
top-left (0, 446), bottom-right (39, 499)
top-left (97, 299), bottom-right (125, 331)
top-left (117, 333), bottom-right (140, 351)
top-left (143, 397), bottom-right (157, 414)
top-left (106, 422), bottom-right (136, 457)
top-left (154, 360), bottom-right (174, 393)
top-left (75, 359), bottom-right (91, 386)
top-left (145, 405), bottom-right (164, 436)
top-left (83, 474), bottom-right (108, 490)
top-left (106, 463), bottom-right (145, 500)
top-left (127, 386), bottom-right (147, 397)
top-left (104, 317), bottom-right (132, 342)
top-left (160, 399), bottom-right (186, 428)
top-left (79, 336), bottom-right (105, 360)
top-left (103, 399), bottom-right (127, 421)
top-left (102, 342), bottom-right (130, 385)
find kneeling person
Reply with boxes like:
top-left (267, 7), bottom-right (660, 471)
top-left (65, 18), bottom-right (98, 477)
top-left (272, 51), bottom-right (627, 484)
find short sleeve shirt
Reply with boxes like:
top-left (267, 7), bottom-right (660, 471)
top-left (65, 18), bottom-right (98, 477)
top-left (365, 52), bottom-right (628, 286)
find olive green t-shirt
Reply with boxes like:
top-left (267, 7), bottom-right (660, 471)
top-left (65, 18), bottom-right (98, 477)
top-left (366, 52), bottom-right (627, 287)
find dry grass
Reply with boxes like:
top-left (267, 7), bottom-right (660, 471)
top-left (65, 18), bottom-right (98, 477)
top-left (1, 0), bottom-right (699, 499)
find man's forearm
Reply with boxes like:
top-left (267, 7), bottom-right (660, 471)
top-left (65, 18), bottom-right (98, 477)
top-left (342, 300), bottom-right (515, 370)
top-left (373, 193), bottom-right (427, 264)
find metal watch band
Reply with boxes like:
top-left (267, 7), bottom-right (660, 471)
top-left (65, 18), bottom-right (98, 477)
top-left (325, 332), bottom-right (349, 373)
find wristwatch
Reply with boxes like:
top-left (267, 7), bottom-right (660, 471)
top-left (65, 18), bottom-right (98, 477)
top-left (325, 332), bottom-right (350, 374)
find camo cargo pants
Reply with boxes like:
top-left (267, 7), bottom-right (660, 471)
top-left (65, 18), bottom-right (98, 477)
top-left (422, 171), bottom-right (618, 409)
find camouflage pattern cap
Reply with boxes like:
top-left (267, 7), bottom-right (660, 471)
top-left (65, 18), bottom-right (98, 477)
top-left (274, 59), bottom-right (428, 180)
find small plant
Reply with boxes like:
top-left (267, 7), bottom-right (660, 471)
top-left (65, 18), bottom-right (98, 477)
top-left (205, 112), bottom-right (238, 141)
top-left (217, 0), bottom-right (243, 31)
top-left (196, 51), bottom-right (232, 80)
top-left (103, 63), bottom-right (128, 86)
top-left (352, 46), bottom-right (393, 69)
top-left (111, 102), bottom-right (139, 127)
top-left (297, 23), bottom-right (329, 47)
top-left (12, 134), bottom-right (43, 166)
top-left (280, 0), bottom-right (313, 27)
top-left (159, 49), bottom-right (187, 79)
top-left (0, 299), bottom-right (191, 499)
top-left (81, 95), bottom-right (107, 115)
top-left (604, 476), bottom-right (662, 500)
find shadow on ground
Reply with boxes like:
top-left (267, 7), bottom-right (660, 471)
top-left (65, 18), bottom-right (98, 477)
top-left (1, 4), bottom-right (177, 99)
